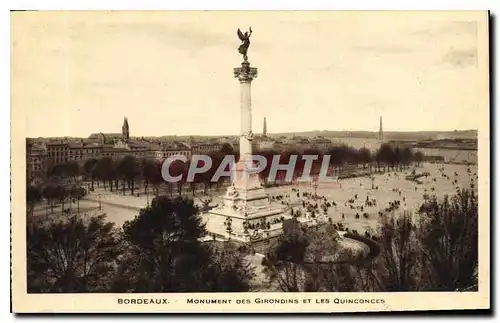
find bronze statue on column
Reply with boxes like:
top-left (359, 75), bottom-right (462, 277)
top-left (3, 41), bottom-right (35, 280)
top-left (237, 27), bottom-right (252, 62)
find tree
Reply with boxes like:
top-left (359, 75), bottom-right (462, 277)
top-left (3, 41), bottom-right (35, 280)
top-left (367, 211), bottom-right (421, 291)
top-left (142, 158), bottom-right (165, 198)
top-left (301, 223), bottom-right (342, 292)
top-left (255, 149), bottom-right (277, 185)
top-left (56, 185), bottom-right (69, 214)
top-left (419, 189), bottom-right (478, 291)
top-left (70, 185), bottom-right (87, 213)
top-left (219, 143), bottom-right (235, 156)
top-left (300, 148), bottom-right (322, 177)
top-left (262, 221), bottom-right (342, 292)
top-left (84, 158), bottom-right (98, 190)
top-left (362, 189), bottom-right (478, 292)
top-left (203, 242), bottom-right (255, 292)
top-left (66, 161), bottom-right (81, 184)
top-left (169, 160), bottom-right (188, 196)
top-left (186, 159), bottom-right (204, 197)
top-left (400, 147), bottom-right (414, 169)
top-left (357, 148), bottom-right (372, 169)
top-left (376, 143), bottom-right (395, 171)
top-left (343, 145), bottom-right (359, 165)
top-left (393, 146), bottom-right (402, 170)
top-left (49, 164), bottom-right (68, 180)
top-left (316, 250), bottom-right (359, 292)
top-left (113, 196), bottom-right (253, 292)
top-left (27, 214), bottom-right (121, 292)
top-left (328, 146), bottom-right (345, 174)
top-left (259, 190), bottom-right (478, 293)
top-left (118, 156), bottom-right (140, 195)
top-left (42, 185), bottom-right (59, 214)
top-left (414, 151), bottom-right (424, 167)
top-left (201, 152), bottom-right (225, 194)
top-left (141, 158), bottom-right (156, 195)
top-left (262, 224), bottom-right (308, 292)
top-left (150, 163), bottom-right (164, 197)
top-left (27, 186), bottom-right (42, 219)
top-left (95, 157), bottom-right (115, 191)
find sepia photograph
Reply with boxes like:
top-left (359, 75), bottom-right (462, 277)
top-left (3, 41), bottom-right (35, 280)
top-left (11, 10), bottom-right (490, 313)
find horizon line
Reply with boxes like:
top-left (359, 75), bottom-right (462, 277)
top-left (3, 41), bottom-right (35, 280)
top-left (26, 128), bottom-right (478, 139)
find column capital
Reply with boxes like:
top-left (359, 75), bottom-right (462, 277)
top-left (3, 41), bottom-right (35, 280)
top-left (234, 61), bottom-right (258, 83)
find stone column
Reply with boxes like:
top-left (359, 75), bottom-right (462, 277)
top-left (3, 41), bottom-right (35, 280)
top-left (239, 74), bottom-right (252, 157)
top-left (234, 61), bottom-right (258, 160)
top-left (233, 61), bottom-right (259, 189)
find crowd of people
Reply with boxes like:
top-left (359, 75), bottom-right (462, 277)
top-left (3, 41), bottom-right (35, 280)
top-left (263, 163), bottom-right (478, 239)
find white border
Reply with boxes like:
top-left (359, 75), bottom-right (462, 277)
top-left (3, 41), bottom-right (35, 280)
top-left (3, 0), bottom-right (498, 321)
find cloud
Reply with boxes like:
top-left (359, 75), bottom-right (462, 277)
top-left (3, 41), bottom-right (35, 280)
top-left (350, 44), bottom-right (412, 55)
top-left (90, 21), bottom-right (232, 52)
top-left (412, 21), bottom-right (477, 38)
top-left (442, 21), bottom-right (478, 35)
top-left (442, 47), bottom-right (477, 68)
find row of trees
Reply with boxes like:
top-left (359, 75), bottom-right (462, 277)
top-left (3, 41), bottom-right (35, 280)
top-left (27, 184), bottom-right (87, 217)
top-left (253, 144), bottom-right (423, 183)
top-left (48, 161), bottom-right (81, 183)
top-left (27, 143), bottom-right (427, 221)
top-left (82, 153), bottom-right (230, 197)
top-left (34, 143), bottom-right (425, 202)
top-left (27, 196), bottom-right (254, 293)
top-left (262, 189), bottom-right (478, 292)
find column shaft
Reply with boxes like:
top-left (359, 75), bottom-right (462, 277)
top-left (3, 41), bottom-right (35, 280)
top-left (240, 80), bottom-right (252, 159)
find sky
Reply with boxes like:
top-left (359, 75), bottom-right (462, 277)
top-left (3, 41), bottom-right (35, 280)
top-left (11, 11), bottom-right (488, 138)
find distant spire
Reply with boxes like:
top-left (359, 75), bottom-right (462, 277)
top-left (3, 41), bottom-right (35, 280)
top-left (122, 117), bottom-right (130, 141)
top-left (263, 117), bottom-right (267, 137)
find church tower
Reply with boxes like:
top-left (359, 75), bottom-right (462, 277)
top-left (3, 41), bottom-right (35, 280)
top-left (122, 117), bottom-right (129, 141)
top-left (378, 116), bottom-right (384, 144)
top-left (263, 117), bottom-right (267, 137)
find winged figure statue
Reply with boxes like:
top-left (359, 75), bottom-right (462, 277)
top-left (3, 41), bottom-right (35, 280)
top-left (237, 27), bottom-right (252, 61)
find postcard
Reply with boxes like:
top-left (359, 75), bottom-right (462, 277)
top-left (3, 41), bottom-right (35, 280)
top-left (11, 10), bottom-right (490, 313)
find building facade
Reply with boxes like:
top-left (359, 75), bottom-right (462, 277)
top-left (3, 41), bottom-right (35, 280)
top-left (26, 117), bottom-right (264, 183)
top-left (26, 142), bottom-right (48, 184)
top-left (149, 142), bottom-right (192, 161)
top-left (187, 141), bottom-right (222, 155)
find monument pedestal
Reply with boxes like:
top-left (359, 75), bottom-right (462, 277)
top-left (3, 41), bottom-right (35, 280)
top-left (206, 185), bottom-right (289, 242)
top-left (205, 61), bottom-right (291, 242)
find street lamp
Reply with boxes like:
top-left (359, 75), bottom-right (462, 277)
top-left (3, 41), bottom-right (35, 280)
top-left (312, 180), bottom-right (318, 197)
top-left (98, 193), bottom-right (102, 211)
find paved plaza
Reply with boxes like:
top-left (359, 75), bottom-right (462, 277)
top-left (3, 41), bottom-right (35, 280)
top-left (32, 162), bottom-right (477, 236)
